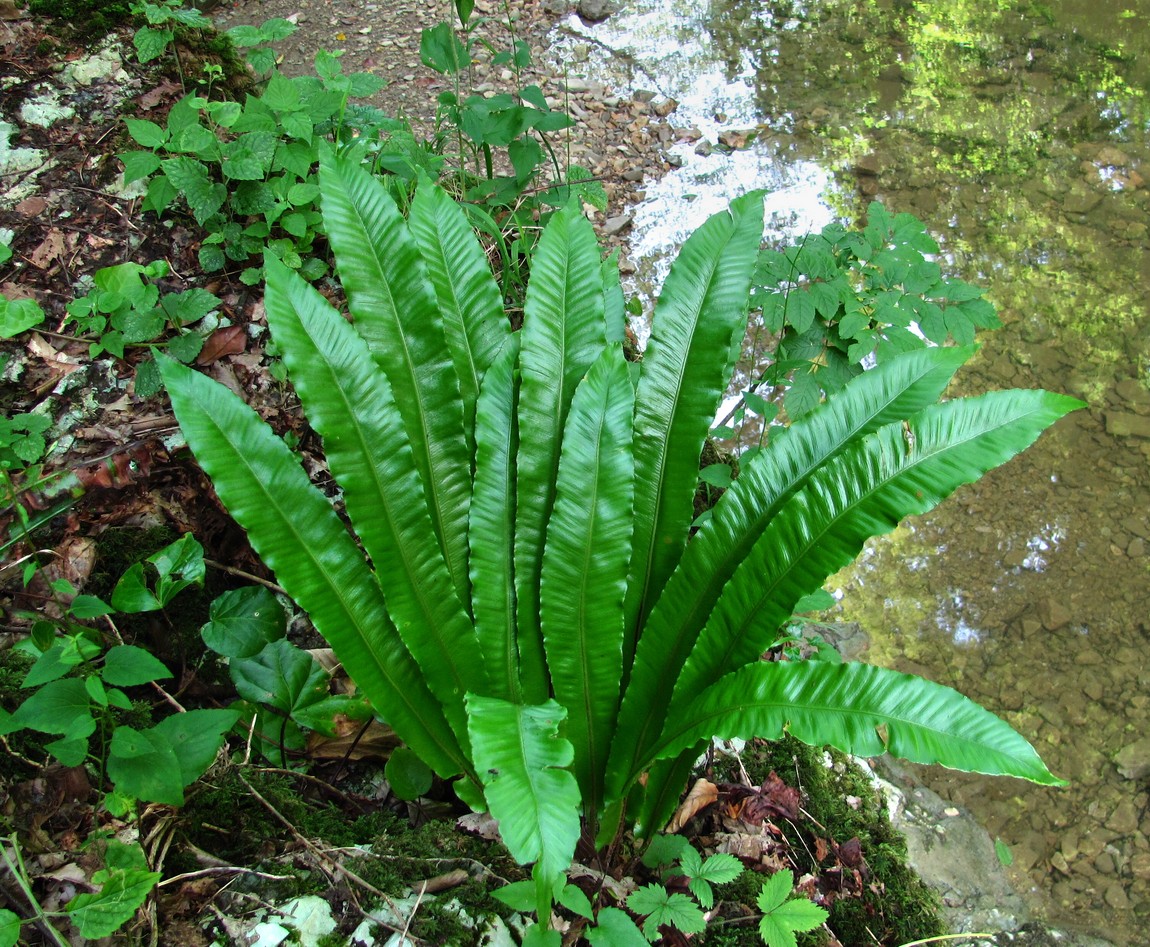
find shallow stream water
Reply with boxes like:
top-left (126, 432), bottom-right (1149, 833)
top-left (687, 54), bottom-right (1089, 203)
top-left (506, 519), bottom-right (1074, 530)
top-left (551, 1), bottom-right (1149, 941)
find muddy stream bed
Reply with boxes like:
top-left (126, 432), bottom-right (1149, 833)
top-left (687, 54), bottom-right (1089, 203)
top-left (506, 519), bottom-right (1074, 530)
top-left (545, 0), bottom-right (1150, 942)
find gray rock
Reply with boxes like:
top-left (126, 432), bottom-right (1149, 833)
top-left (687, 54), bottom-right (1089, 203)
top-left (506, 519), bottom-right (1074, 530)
top-left (576, 0), bottom-right (618, 22)
top-left (601, 214), bottom-right (632, 237)
top-left (1105, 412), bottom-right (1150, 438)
top-left (1114, 737), bottom-right (1150, 779)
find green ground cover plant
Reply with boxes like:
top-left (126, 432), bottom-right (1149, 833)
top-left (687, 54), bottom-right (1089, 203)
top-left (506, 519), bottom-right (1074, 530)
top-left (158, 145), bottom-right (1079, 943)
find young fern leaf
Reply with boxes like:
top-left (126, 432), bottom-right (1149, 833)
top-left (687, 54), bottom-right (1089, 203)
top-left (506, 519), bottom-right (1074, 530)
top-left (156, 355), bottom-right (468, 778)
top-left (466, 696), bottom-right (581, 891)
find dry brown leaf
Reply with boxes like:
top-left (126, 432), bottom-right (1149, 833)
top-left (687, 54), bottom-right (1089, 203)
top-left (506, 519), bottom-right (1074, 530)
top-left (196, 325), bottom-right (247, 365)
top-left (457, 810), bottom-right (500, 840)
top-left (29, 230), bottom-right (69, 269)
top-left (305, 719), bottom-right (397, 760)
top-left (667, 777), bottom-right (718, 832)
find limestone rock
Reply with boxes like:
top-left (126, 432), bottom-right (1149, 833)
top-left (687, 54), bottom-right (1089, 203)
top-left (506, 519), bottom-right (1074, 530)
top-left (1114, 737), bottom-right (1150, 780)
top-left (576, 0), bottom-right (618, 22)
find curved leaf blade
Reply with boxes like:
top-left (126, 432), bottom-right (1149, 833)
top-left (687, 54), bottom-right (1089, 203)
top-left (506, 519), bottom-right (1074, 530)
top-left (541, 347), bottom-right (634, 819)
top-left (646, 660), bottom-right (1064, 786)
top-left (515, 205), bottom-right (608, 701)
top-left (624, 192), bottom-right (764, 648)
top-left (470, 336), bottom-right (522, 701)
top-left (609, 345), bottom-right (974, 800)
top-left (669, 390), bottom-right (1082, 723)
top-left (157, 355), bottom-right (467, 777)
top-left (319, 148), bottom-right (472, 604)
top-left (409, 177), bottom-right (511, 456)
top-left (264, 256), bottom-right (485, 743)
top-left (467, 695), bottom-right (582, 884)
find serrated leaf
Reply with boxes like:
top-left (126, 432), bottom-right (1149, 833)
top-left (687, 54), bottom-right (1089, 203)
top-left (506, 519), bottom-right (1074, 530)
top-left (626, 885), bottom-right (706, 939)
top-left (641, 833), bottom-right (689, 869)
top-left (165, 332), bottom-right (204, 364)
top-left (66, 865), bottom-right (160, 939)
top-left (133, 25), bottom-right (172, 63)
top-left (124, 118), bottom-right (167, 149)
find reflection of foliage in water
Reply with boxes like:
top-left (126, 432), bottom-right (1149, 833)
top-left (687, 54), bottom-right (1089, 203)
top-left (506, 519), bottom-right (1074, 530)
top-left (705, 0), bottom-right (1147, 179)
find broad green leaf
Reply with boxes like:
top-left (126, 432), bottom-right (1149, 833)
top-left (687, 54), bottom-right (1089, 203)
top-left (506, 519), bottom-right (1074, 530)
top-left (133, 25), bottom-right (171, 63)
top-left (648, 660), bottom-right (1065, 786)
top-left (611, 345), bottom-right (973, 804)
top-left (514, 205), bottom-right (607, 702)
top-left (623, 191), bottom-right (764, 653)
top-left (469, 337), bottom-right (521, 701)
top-left (420, 23), bottom-right (467, 74)
top-left (124, 118), bottom-right (167, 148)
top-left (409, 177), bottom-right (511, 459)
top-left (558, 884), bottom-right (593, 920)
top-left (157, 355), bottom-right (468, 778)
top-left (0, 296), bottom-right (45, 338)
top-left (626, 885), bottom-right (706, 939)
top-left (680, 848), bottom-right (741, 908)
top-left (385, 746), bottom-right (434, 801)
top-left (107, 726), bottom-right (185, 805)
top-left (70, 594), bottom-right (113, 619)
top-left (318, 149), bottom-right (472, 606)
top-left (66, 862), bottom-right (160, 940)
top-left (22, 643), bottom-right (80, 688)
top-left (586, 907), bottom-right (648, 947)
top-left (492, 880), bottom-right (536, 911)
top-left (101, 645), bottom-right (172, 687)
top-left (200, 586), bottom-right (286, 659)
top-left (13, 678), bottom-right (91, 734)
top-left (641, 833), bottom-right (689, 869)
top-left (0, 908), bottom-right (19, 947)
top-left (467, 696), bottom-right (581, 885)
top-left (153, 709), bottom-right (240, 786)
top-left (263, 255), bottom-right (485, 740)
top-left (540, 347), bottom-right (634, 819)
top-left (230, 638), bottom-right (327, 715)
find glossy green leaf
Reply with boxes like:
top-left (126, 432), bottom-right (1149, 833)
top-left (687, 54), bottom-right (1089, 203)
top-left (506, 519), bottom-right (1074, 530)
top-left (0, 908), bottom-right (20, 947)
top-left (586, 907), bottom-right (648, 947)
top-left (611, 345), bottom-right (972, 803)
top-left (13, 678), bottom-right (91, 734)
top-left (467, 696), bottom-right (581, 887)
top-left (66, 852), bottom-right (160, 940)
top-left (157, 355), bottom-right (467, 778)
top-left (319, 149), bottom-right (472, 604)
top-left (674, 390), bottom-right (1082, 716)
top-left (514, 205), bottom-right (607, 702)
top-left (263, 255), bottom-right (484, 740)
top-left (540, 347), bottom-right (634, 819)
top-left (200, 586), bottom-right (285, 659)
top-left (469, 336), bottom-right (521, 701)
top-left (623, 191), bottom-right (764, 651)
top-left (386, 746), bottom-right (435, 801)
top-left (409, 177), bottom-right (511, 457)
top-left (648, 660), bottom-right (1064, 786)
top-left (101, 645), bottom-right (172, 686)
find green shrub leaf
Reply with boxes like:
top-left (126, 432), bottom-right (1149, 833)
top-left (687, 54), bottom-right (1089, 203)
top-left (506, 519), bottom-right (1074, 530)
top-left (385, 746), bottom-right (434, 801)
top-left (153, 709), bottom-right (239, 786)
top-left (201, 586), bottom-right (285, 658)
top-left (102, 645), bottom-right (172, 686)
top-left (107, 726), bottom-right (185, 805)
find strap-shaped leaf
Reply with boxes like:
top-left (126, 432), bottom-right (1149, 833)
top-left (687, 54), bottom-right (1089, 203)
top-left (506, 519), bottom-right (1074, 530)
top-left (515, 205), bottom-right (607, 702)
top-left (318, 148), bottom-right (472, 604)
top-left (602, 250), bottom-right (626, 345)
top-left (470, 336), bottom-right (521, 702)
top-left (467, 695), bottom-right (582, 885)
top-left (667, 390), bottom-right (1082, 739)
top-left (623, 192), bottom-right (764, 647)
top-left (540, 347), bottom-right (634, 819)
top-left (263, 257), bottom-right (485, 744)
top-left (156, 356), bottom-right (467, 778)
top-left (608, 345), bottom-right (973, 801)
top-left (645, 660), bottom-right (1065, 786)
top-left (409, 177), bottom-right (511, 457)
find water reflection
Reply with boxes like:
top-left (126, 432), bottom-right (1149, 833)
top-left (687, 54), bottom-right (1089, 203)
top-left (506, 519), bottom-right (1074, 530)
top-left (552, 0), bottom-right (1149, 940)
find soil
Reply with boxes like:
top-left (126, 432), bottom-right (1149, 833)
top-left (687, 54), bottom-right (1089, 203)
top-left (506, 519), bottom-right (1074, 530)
top-left (0, 5), bottom-right (950, 946)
